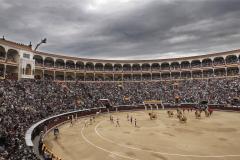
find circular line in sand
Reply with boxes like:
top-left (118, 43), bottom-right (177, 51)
top-left (95, 119), bottom-right (240, 158)
top-left (81, 125), bottom-right (140, 160)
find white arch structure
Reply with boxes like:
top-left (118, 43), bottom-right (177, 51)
top-left (0, 38), bottom-right (240, 80)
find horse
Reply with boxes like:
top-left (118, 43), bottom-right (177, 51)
top-left (208, 108), bottom-right (213, 116)
top-left (176, 108), bottom-right (183, 118)
top-left (177, 108), bottom-right (183, 116)
top-left (53, 127), bottom-right (59, 139)
top-left (177, 108), bottom-right (181, 114)
top-left (195, 110), bottom-right (201, 119)
top-left (149, 112), bottom-right (157, 120)
top-left (167, 110), bottom-right (174, 117)
top-left (178, 114), bottom-right (187, 123)
top-left (204, 109), bottom-right (210, 117)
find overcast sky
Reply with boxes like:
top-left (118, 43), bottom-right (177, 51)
top-left (0, 0), bottom-right (240, 60)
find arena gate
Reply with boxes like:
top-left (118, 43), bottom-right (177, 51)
top-left (143, 100), bottom-right (164, 110)
top-left (99, 99), bottom-right (113, 112)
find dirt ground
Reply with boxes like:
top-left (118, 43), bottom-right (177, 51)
top-left (43, 110), bottom-right (240, 160)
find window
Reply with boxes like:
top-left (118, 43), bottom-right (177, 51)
top-left (23, 53), bottom-right (30, 59)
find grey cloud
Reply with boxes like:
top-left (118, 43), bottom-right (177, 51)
top-left (0, 0), bottom-right (240, 60)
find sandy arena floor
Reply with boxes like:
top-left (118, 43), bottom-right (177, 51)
top-left (43, 110), bottom-right (240, 160)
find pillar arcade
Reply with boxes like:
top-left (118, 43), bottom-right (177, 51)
top-left (143, 100), bottom-right (164, 110)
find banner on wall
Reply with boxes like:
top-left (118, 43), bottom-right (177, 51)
top-left (143, 100), bottom-right (161, 104)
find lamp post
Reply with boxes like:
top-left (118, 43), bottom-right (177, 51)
top-left (34, 38), bottom-right (47, 51)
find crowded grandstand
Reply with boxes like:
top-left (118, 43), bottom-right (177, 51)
top-left (0, 38), bottom-right (240, 160)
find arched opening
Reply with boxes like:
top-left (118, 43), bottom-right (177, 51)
top-left (85, 73), bottom-right (94, 81)
top-left (151, 63), bottom-right (160, 71)
top-left (95, 63), bottom-right (104, 71)
top-left (104, 63), bottom-right (113, 71)
top-left (181, 71), bottom-right (191, 79)
top-left (152, 73), bottom-right (160, 80)
top-left (171, 72), bottom-right (180, 79)
top-left (227, 67), bottom-right (239, 76)
top-left (191, 60), bottom-right (201, 68)
top-left (133, 74), bottom-right (141, 81)
top-left (44, 57), bottom-right (54, 67)
top-left (214, 68), bottom-right (226, 77)
top-left (76, 61), bottom-right (84, 70)
top-left (114, 64), bottom-right (122, 71)
top-left (123, 64), bottom-right (131, 71)
top-left (225, 55), bottom-right (238, 64)
top-left (76, 73), bottom-right (84, 81)
top-left (192, 70), bottom-right (202, 78)
top-left (0, 46), bottom-right (6, 60)
top-left (203, 69), bottom-right (213, 78)
top-left (6, 65), bottom-right (18, 80)
top-left (33, 55), bottom-right (43, 66)
top-left (44, 70), bottom-right (54, 80)
top-left (170, 62), bottom-right (180, 70)
top-left (55, 59), bottom-right (65, 68)
top-left (202, 58), bottom-right (212, 67)
top-left (114, 74), bottom-right (122, 81)
top-left (181, 61), bottom-right (190, 69)
top-left (161, 62), bottom-right (170, 70)
top-left (85, 62), bottom-right (94, 71)
top-left (66, 60), bottom-right (75, 69)
top-left (161, 72), bottom-right (170, 80)
top-left (142, 73), bottom-right (151, 81)
top-left (34, 69), bottom-right (43, 80)
top-left (25, 64), bottom-right (32, 75)
top-left (7, 49), bottom-right (18, 63)
top-left (213, 57), bottom-right (225, 66)
top-left (132, 64), bottom-right (141, 71)
top-left (123, 74), bottom-right (132, 81)
top-left (55, 71), bottom-right (65, 81)
top-left (105, 74), bottom-right (113, 81)
top-left (0, 64), bottom-right (4, 78)
top-left (95, 73), bottom-right (104, 81)
top-left (142, 63), bottom-right (150, 71)
top-left (66, 72), bottom-right (75, 81)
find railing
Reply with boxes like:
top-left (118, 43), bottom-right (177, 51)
top-left (25, 105), bottom-right (144, 147)
top-left (25, 103), bottom-right (240, 159)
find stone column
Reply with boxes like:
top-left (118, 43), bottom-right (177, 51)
top-left (4, 64), bottom-right (6, 79)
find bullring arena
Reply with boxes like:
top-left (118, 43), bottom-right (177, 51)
top-left (43, 109), bottom-right (240, 160)
top-left (1, 39), bottom-right (240, 160)
top-left (2, 1), bottom-right (240, 159)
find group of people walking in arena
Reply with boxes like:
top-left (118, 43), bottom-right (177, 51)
top-left (109, 113), bottom-right (137, 128)
top-left (127, 114), bottom-right (137, 127)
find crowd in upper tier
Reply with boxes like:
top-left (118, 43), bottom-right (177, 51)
top-left (0, 77), bottom-right (240, 159)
